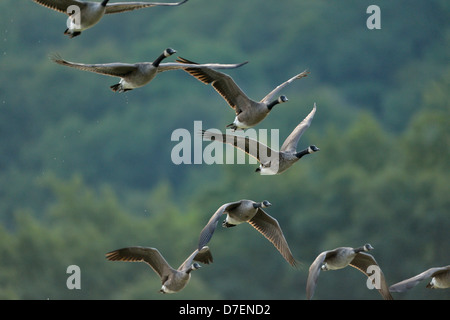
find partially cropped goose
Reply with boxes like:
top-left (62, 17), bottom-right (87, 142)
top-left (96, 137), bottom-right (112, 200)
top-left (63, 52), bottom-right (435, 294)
top-left (32, 0), bottom-right (189, 38)
top-left (306, 244), bottom-right (393, 300)
top-left (105, 245), bottom-right (213, 294)
top-left (389, 265), bottom-right (450, 293)
top-left (198, 200), bottom-right (297, 267)
top-left (51, 48), bottom-right (248, 92)
top-left (176, 57), bottom-right (309, 130)
top-left (202, 103), bottom-right (319, 175)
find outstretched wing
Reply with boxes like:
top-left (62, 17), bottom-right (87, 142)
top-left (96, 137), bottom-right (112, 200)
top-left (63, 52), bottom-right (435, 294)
top-left (106, 0), bottom-right (189, 14)
top-left (105, 246), bottom-right (174, 279)
top-left (260, 70), bottom-right (309, 104)
top-left (280, 103), bottom-right (316, 153)
top-left (178, 246), bottom-right (214, 272)
top-left (197, 202), bottom-right (242, 250)
top-left (176, 57), bottom-right (252, 112)
top-left (50, 54), bottom-right (138, 77)
top-left (158, 60), bottom-right (248, 73)
top-left (248, 209), bottom-right (298, 267)
top-left (389, 266), bottom-right (450, 293)
top-left (350, 252), bottom-right (393, 300)
top-left (202, 130), bottom-right (276, 165)
top-left (306, 251), bottom-right (330, 300)
top-left (32, 0), bottom-right (87, 15)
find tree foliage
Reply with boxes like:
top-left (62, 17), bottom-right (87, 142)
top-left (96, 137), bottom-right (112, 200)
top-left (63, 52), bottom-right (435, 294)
top-left (0, 0), bottom-right (448, 300)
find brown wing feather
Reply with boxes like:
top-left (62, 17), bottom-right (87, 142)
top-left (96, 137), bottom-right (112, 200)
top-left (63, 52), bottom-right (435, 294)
top-left (32, 0), bottom-right (86, 15)
top-left (105, 246), bottom-right (173, 278)
top-left (202, 130), bottom-right (275, 163)
top-left (248, 209), bottom-right (297, 267)
top-left (176, 57), bottom-right (251, 111)
top-left (350, 252), bottom-right (393, 300)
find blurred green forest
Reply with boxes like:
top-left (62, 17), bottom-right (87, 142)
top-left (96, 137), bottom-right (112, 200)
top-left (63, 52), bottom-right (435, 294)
top-left (0, 0), bottom-right (449, 300)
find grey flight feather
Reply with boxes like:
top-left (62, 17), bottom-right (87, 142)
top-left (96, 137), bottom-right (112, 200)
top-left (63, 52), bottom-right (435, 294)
top-left (32, 0), bottom-right (87, 15)
top-left (306, 250), bottom-right (330, 300)
top-left (176, 57), bottom-right (252, 112)
top-left (349, 252), bottom-right (393, 300)
top-left (280, 103), bottom-right (316, 153)
top-left (197, 202), bottom-right (242, 250)
top-left (201, 130), bottom-right (275, 164)
top-left (178, 246), bottom-right (213, 272)
top-left (105, 246), bottom-right (174, 279)
top-left (157, 61), bottom-right (248, 73)
top-left (50, 54), bottom-right (138, 77)
top-left (105, 0), bottom-right (189, 14)
top-left (248, 209), bottom-right (297, 267)
top-left (260, 70), bottom-right (309, 104)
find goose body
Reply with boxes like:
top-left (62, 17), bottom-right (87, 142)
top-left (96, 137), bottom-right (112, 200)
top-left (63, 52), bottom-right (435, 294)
top-left (202, 103), bottom-right (319, 175)
top-left (389, 265), bottom-right (450, 293)
top-left (106, 245), bottom-right (213, 294)
top-left (306, 244), bottom-right (393, 300)
top-left (51, 48), bottom-right (248, 92)
top-left (198, 200), bottom-right (297, 267)
top-left (176, 57), bottom-right (309, 130)
top-left (32, 0), bottom-right (189, 38)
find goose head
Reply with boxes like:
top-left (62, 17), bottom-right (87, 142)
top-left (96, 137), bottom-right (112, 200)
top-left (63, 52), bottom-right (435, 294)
top-left (268, 95), bottom-right (288, 110)
top-left (261, 200), bottom-right (272, 208)
top-left (278, 95), bottom-right (288, 103)
top-left (307, 145), bottom-right (320, 153)
top-left (363, 244), bottom-right (374, 252)
top-left (164, 48), bottom-right (177, 57)
top-left (185, 262), bottom-right (201, 274)
top-left (192, 262), bottom-right (202, 270)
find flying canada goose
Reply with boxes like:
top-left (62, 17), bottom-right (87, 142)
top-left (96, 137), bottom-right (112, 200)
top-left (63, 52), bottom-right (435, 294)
top-left (306, 244), bottom-right (393, 300)
top-left (176, 57), bottom-right (309, 130)
top-left (50, 48), bottom-right (248, 92)
top-left (201, 103), bottom-right (319, 175)
top-left (389, 265), bottom-right (450, 293)
top-left (32, 0), bottom-right (189, 38)
top-left (105, 245), bottom-right (213, 294)
top-left (198, 200), bottom-right (297, 267)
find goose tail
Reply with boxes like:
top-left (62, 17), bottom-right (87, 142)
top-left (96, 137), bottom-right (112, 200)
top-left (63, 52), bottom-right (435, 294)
top-left (64, 29), bottom-right (81, 38)
top-left (110, 83), bottom-right (122, 92)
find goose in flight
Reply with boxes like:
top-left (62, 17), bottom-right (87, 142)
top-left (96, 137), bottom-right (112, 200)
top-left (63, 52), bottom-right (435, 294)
top-left (50, 48), bottom-right (248, 92)
top-left (106, 245), bottom-right (213, 294)
top-left (32, 0), bottom-right (190, 38)
top-left (202, 103), bottom-right (319, 175)
top-left (176, 57), bottom-right (309, 130)
top-left (197, 200), bottom-right (298, 267)
top-left (389, 265), bottom-right (450, 293)
top-left (306, 244), bottom-right (393, 300)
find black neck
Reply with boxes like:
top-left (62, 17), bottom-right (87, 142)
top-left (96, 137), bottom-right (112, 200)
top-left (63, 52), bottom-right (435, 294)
top-left (295, 148), bottom-right (309, 159)
top-left (267, 99), bottom-right (280, 111)
top-left (152, 53), bottom-right (167, 67)
top-left (185, 268), bottom-right (193, 274)
top-left (252, 203), bottom-right (262, 209)
top-left (101, 0), bottom-right (110, 6)
top-left (353, 246), bottom-right (366, 253)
